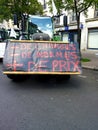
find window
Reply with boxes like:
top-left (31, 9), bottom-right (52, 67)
top-left (54, 17), bottom-right (60, 26)
top-left (88, 29), bottom-right (98, 49)
top-left (94, 4), bottom-right (98, 17)
top-left (62, 33), bottom-right (69, 42)
top-left (72, 12), bottom-right (76, 21)
top-left (70, 10), bottom-right (77, 23)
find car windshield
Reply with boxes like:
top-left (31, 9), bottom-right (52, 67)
top-left (29, 15), bottom-right (53, 38)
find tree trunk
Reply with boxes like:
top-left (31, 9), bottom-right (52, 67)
top-left (77, 14), bottom-right (81, 51)
top-left (74, 0), bottom-right (81, 51)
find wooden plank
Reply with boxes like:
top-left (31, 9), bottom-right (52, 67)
top-left (10, 40), bottom-right (69, 44)
top-left (3, 71), bottom-right (81, 75)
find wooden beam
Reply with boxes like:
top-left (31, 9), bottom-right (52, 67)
top-left (3, 71), bottom-right (81, 75)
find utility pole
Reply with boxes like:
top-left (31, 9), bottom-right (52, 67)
top-left (43, 0), bottom-right (46, 9)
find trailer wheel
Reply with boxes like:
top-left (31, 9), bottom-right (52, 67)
top-left (56, 75), bottom-right (71, 82)
top-left (6, 74), bottom-right (29, 82)
top-left (65, 75), bottom-right (71, 80)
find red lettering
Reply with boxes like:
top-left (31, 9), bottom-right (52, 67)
top-left (28, 61), bottom-right (35, 71)
top-left (52, 60), bottom-right (73, 72)
top-left (52, 60), bottom-right (58, 71)
top-left (33, 44), bottom-right (38, 49)
top-left (36, 51), bottom-right (56, 58)
top-left (27, 44), bottom-right (32, 50)
top-left (11, 46), bottom-right (19, 49)
top-left (70, 44), bottom-right (76, 50)
top-left (10, 53), bottom-right (20, 57)
top-left (36, 52), bottom-right (43, 58)
top-left (65, 44), bottom-right (70, 50)
top-left (71, 61), bottom-right (81, 72)
top-left (38, 60), bottom-right (48, 71)
top-left (50, 44), bottom-right (58, 49)
top-left (21, 43), bottom-right (32, 50)
top-left (59, 44), bottom-right (65, 50)
top-left (36, 51), bottom-right (49, 58)
top-left (21, 52), bottom-right (26, 58)
top-left (43, 44), bottom-right (48, 49)
top-left (49, 51), bottom-right (54, 58)
top-left (56, 52), bottom-right (62, 58)
top-left (21, 52), bottom-right (31, 58)
top-left (21, 43), bottom-right (27, 50)
top-left (28, 52), bottom-right (32, 58)
top-left (49, 44), bottom-right (53, 49)
top-left (67, 61), bottom-right (71, 71)
top-left (7, 60), bottom-right (23, 71)
top-left (70, 52), bottom-right (78, 60)
top-left (64, 52), bottom-right (70, 60)
top-left (59, 60), bottom-right (66, 71)
top-left (28, 60), bottom-right (48, 72)
top-left (43, 51), bottom-right (49, 58)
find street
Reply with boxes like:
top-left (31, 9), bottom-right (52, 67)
top-left (0, 62), bottom-right (98, 130)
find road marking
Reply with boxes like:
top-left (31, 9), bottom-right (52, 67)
top-left (78, 75), bottom-right (87, 78)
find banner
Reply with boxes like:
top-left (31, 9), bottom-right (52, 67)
top-left (3, 41), bottom-right (82, 73)
top-left (52, 0), bottom-right (57, 16)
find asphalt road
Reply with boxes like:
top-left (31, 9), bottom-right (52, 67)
top-left (0, 62), bottom-right (98, 130)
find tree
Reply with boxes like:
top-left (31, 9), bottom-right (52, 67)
top-left (48, 0), bottom-right (64, 15)
top-left (0, 0), bottom-right (43, 22)
top-left (48, 0), bottom-right (98, 50)
top-left (63, 0), bottom-right (97, 50)
top-left (0, 0), bottom-right (11, 21)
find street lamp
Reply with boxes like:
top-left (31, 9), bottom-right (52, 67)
top-left (43, 0), bottom-right (46, 9)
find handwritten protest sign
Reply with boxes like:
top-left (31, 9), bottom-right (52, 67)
top-left (3, 41), bottom-right (82, 73)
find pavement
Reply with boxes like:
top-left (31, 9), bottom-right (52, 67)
top-left (81, 50), bottom-right (98, 70)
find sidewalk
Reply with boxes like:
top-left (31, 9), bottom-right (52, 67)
top-left (81, 50), bottom-right (98, 70)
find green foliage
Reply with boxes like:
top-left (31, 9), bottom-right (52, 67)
top-left (64, 0), bottom-right (94, 14)
top-left (0, 0), bottom-right (43, 21)
top-left (47, 0), bottom-right (98, 50)
top-left (48, 0), bottom-right (64, 15)
top-left (81, 58), bottom-right (91, 62)
top-left (48, 0), bottom-right (98, 15)
top-left (0, 0), bottom-right (11, 21)
top-left (63, 0), bottom-right (98, 50)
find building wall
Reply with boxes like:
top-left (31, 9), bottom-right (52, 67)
top-left (38, 0), bottom-right (52, 16)
top-left (56, 6), bottom-right (98, 50)
top-left (80, 5), bottom-right (98, 50)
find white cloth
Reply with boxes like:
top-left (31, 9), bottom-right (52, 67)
top-left (52, 0), bottom-right (57, 16)
top-left (10, 28), bottom-right (17, 38)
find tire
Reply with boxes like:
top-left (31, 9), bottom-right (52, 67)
top-left (65, 75), bottom-right (71, 80)
top-left (6, 74), bottom-right (29, 82)
top-left (35, 75), bottom-right (49, 82)
top-left (56, 75), bottom-right (71, 82)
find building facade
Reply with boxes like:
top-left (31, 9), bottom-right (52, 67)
top-left (39, 0), bottom-right (98, 50)
top-left (55, 6), bottom-right (98, 50)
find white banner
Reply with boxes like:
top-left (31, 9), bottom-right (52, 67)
top-left (52, 0), bottom-right (57, 16)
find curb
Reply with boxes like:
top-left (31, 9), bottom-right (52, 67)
top-left (82, 65), bottom-right (98, 71)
